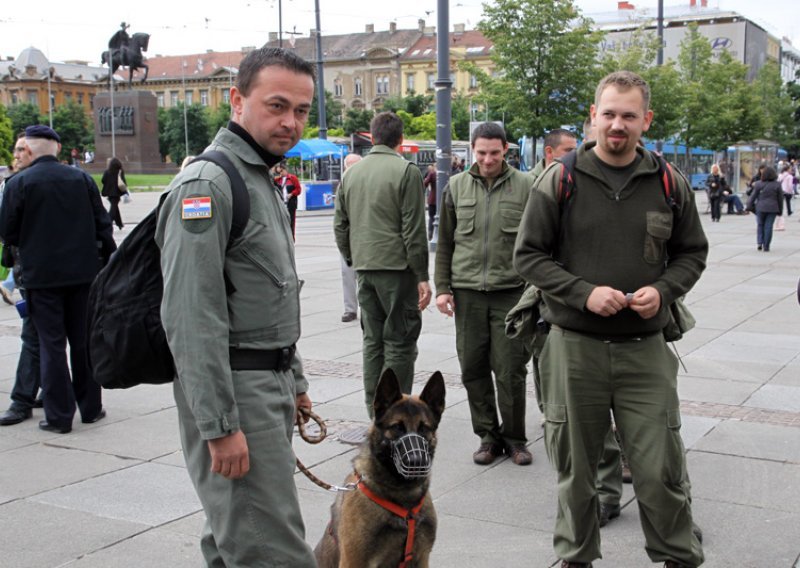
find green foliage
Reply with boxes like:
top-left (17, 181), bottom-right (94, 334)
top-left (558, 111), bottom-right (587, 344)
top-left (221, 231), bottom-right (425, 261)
top-left (382, 93), bottom-right (432, 117)
top-left (451, 94), bottom-right (472, 141)
top-left (309, 89), bottom-right (344, 129)
top-left (642, 62), bottom-right (686, 143)
top-left (407, 113), bottom-right (438, 140)
top-left (51, 100), bottom-right (93, 160)
top-left (205, 102), bottom-right (231, 139)
top-left (343, 108), bottom-right (374, 135)
top-left (755, 62), bottom-right (798, 149)
top-left (6, 102), bottom-right (42, 136)
top-left (161, 103), bottom-right (213, 165)
top-left (0, 105), bottom-right (14, 165)
top-left (157, 107), bottom-right (170, 160)
top-left (478, 0), bottom-right (602, 149)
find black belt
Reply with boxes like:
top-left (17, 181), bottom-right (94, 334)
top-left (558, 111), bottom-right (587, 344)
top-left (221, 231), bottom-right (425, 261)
top-left (551, 325), bottom-right (659, 344)
top-left (229, 345), bottom-right (295, 371)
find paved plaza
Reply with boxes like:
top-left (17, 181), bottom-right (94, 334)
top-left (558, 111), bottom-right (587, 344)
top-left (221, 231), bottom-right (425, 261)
top-left (0, 189), bottom-right (798, 567)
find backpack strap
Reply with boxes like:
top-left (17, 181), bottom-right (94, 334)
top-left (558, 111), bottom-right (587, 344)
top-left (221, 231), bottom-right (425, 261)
top-left (653, 152), bottom-right (678, 212)
top-left (556, 149), bottom-right (578, 206)
top-left (191, 150), bottom-right (251, 246)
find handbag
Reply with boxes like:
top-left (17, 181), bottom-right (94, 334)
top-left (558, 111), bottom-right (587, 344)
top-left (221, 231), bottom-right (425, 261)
top-left (118, 172), bottom-right (128, 194)
top-left (663, 297), bottom-right (696, 342)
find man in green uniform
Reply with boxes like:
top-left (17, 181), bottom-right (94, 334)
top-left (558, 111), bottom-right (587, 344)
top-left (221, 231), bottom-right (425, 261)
top-left (435, 122), bottom-right (533, 466)
top-left (514, 71), bottom-right (706, 568)
top-left (528, 128), bottom-right (577, 181)
top-left (334, 112), bottom-right (431, 416)
top-left (155, 47), bottom-right (317, 567)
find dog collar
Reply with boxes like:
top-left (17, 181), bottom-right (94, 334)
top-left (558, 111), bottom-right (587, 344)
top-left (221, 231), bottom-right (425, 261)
top-left (356, 474), bottom-right (426, 568)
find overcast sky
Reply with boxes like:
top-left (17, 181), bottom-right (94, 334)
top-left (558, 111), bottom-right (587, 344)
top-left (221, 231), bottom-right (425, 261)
top-left (1, 0), bottom-right (796, 65)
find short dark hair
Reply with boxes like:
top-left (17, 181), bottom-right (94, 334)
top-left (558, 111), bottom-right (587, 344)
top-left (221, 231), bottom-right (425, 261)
top-left (471, 122), bottom-right (506, 146)
top-left (236, 47), bottom-right (315, 96)
top-left (595, 70), bottom-right (650, 111)
top-left (371, 112), bottom-right (404, 148)
top-left (544, 128), bottom-right (576, 150)
top-left (762, 166), bottom-right (778, 182)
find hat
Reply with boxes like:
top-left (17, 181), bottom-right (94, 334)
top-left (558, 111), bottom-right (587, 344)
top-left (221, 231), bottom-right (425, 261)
top-left (25, 125), bottom-right (61, 144)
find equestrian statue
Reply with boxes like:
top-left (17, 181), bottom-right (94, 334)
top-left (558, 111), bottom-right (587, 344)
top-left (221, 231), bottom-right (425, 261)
top-left (102, 22), bottom-right (150, 86)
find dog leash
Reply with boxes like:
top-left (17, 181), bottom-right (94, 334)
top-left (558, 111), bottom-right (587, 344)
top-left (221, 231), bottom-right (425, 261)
top-left (295, 407), bottom-right (360, 493)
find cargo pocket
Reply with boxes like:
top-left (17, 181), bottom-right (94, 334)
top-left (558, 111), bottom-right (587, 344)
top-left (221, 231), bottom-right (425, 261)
top-left (663, 408), bottom-right (686, 485)
top-left (643, 211), bottom-right (672, 264)
top-left (543, 403), bottom-right (570, 473)
top-left (456, 199), bottom-right (476, 235)
top-left (500, 207), bottom-right (523, 243)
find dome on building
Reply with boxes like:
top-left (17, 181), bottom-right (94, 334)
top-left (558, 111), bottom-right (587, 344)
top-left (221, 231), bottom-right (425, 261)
top-left (15, 47), bottom-right (50, 71)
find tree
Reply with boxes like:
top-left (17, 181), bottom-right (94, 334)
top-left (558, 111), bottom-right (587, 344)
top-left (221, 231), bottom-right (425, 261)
top-left (0, 105), bottom-right (14, 165)
top-left (676, 23), bottom-right (714, 162)
top-left (52, 100), bottom-right (93, 160)
top-left (343, 108), bottom-right (373, 135)
top-left (206, 102), bottom-right (231, 139)
top-left (6, 102), bottom-right (42, 136)
top-left (382, 93), bottom-right (432, 117)
top-left (162, 103), bottom-right (213, 165)
top-left (451, 94), bottom-right (471, 141)
top-left (308, 89), bottom-right (344, 130)
top-left (407, 113), bottom-right (438, 140)
top-left (755, 62), bottom-right (798, 150)
top-left (478, 0), bottom-right (602, 154)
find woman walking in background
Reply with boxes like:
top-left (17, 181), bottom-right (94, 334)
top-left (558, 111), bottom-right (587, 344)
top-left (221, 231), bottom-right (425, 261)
top-left (706, 163), bottom-right (727, 222)
top-left (101, 157), bottom-right (128, 230)
top-left (747, 166), bottom-right (783, 252)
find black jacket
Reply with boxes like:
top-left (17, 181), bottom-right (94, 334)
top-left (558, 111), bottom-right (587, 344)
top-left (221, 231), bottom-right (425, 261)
top-left (101, 168), bottom-right (127, 198)
top-left (0, 155), bottom-right (116, 288)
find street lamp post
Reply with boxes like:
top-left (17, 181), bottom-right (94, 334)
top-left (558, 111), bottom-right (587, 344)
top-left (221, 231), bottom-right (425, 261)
top-left (45, 67), bottom-right (54, 128)
top-left (108, 61), bottom-right (116, 157)
top-left (314, 0), bottom-right (327, 140)
top-left (182, 59), bottom-right (190, 159)
top-left (431, 0), bottom-right (452, 250)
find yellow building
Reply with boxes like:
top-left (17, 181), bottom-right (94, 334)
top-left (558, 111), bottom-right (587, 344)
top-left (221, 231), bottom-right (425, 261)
top-left (0, 47), bottom-right (106, 117)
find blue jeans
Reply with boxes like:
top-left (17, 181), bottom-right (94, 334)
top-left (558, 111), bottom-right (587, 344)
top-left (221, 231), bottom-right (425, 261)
top-left (756, 212), bottom-right (777, 250)
top-left (9, 290), bottom-right (41, 412)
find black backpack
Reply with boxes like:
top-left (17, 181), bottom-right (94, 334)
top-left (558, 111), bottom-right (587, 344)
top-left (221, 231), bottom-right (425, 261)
top-left (87, 151), bottom-right (250, 389)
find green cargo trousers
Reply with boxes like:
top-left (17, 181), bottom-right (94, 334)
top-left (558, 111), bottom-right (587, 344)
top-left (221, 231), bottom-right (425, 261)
top-left (174, 370), bottom-right (316, 568)
top-left (539, 327), bottom-right (703, 567)
top-left (596, 424), bottom-right (623, 506)
top-left (357, 269), bottom-right (422, 416)
top-left (454, 288), bottom-right (531, 446)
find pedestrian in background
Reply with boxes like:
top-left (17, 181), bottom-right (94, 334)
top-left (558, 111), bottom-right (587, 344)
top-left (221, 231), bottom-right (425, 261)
top-left (338, 153), bottom-right (362, 323)
top-left (101, 157), bottom-right (128, 230)
top-left (706, 163), bottom-right (726, 222)
top-left (423, 164), bottom-right (437, 238)
top-left (747, 165), bottom-right (783, 251)
top-left (334, 111), bottom-right (431, 416)
top-left (274, 162), bottom-right (302, 240)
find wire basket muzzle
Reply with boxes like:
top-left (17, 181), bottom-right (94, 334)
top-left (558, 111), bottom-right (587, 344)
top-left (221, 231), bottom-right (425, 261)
top-left (391, 433), bottom-right (432, 479)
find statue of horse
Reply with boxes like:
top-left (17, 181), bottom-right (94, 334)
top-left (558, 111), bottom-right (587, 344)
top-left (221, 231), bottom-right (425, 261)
top-left (101, 32), bottom-right (150, 87)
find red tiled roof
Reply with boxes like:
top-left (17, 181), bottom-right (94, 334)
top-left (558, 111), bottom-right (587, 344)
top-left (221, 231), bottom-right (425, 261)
top-left (140, 50), bottom-right (246, 82)
top-left (401, 30), bottom-right (493, 61)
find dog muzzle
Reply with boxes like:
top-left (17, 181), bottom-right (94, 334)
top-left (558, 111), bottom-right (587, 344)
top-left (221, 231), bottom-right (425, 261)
top-left (391, 433), bottom-right (432, 479)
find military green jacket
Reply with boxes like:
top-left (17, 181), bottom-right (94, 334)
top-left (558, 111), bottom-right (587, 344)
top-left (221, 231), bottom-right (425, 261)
top-left (528, 158), bottom-right (546, 182)
top-left (334, 145), bottom-right (429, 280)
top-left (155, 127), bottom-right (308, 440)
top-left (435, 161), bottom-right (531, 295)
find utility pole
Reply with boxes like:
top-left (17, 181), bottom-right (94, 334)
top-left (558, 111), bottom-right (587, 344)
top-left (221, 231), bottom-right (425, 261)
top-left (656, 0), bottom-right (664, 155)
top-left (314, 0), bottom-right (327, 140)
top-left (108, 61), bottom-right (116, 157)
top-left (182, 59), bottom-right (189, 159)
top-left (431, 0), bottom-right (452, 250)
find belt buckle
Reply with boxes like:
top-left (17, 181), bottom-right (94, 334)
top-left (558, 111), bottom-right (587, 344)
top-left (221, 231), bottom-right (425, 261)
top-left (278, 346), bottom-right (293, 371)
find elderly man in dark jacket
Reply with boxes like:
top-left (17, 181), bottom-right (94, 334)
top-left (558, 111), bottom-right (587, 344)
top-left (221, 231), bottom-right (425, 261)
top-left (0, 125), bottom-right (116, 434)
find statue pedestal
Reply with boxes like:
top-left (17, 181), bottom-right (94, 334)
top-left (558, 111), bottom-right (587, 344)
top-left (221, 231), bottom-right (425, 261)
top-left (92, 90), bottom-right (170, 174)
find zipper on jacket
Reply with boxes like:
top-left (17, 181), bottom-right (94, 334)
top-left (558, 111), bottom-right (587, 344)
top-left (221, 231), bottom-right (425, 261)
top-left (241, 248), bottom-right (287, 290)
top-left (482, 190), bottom-right (491, 291)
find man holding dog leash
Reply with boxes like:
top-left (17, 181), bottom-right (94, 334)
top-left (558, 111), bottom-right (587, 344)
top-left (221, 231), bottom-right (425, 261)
top-left (156, 48), bottom-right (317, 567)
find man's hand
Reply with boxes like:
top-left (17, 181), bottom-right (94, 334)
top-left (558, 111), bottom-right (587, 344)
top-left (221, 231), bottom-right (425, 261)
top-left (436, 293), bottom-right (455, 317)
top-left (208, 431), bottom-right (250, 480)
top-left (585, 286), bottom-right (628, 317)
top-left (628, 286), bottom-right (661, 320)
top-left (418, 281), bottom-right (432, 311)
top-left (296, 392), bottom-right (312, 424)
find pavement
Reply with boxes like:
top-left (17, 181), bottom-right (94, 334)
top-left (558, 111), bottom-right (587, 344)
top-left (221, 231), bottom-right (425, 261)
top-left (1, 190), bottom-right (799, 568)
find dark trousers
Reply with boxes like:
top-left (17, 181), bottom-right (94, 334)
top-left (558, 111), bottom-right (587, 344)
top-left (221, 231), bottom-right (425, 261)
top-left (9, 290), bottom-right (41, 412)
top-left (28, 284), bottom-right (101, 427)
top-left (709, 197), bottom-right (722, 221)
top-left (785, 194), bottom-right (793, 216)
top-left (756, 212), bottom-right (777, 250)
top-left (107, 197), bottom-right (123, 229)
top-left (287, 197), bottom-right (298, 240)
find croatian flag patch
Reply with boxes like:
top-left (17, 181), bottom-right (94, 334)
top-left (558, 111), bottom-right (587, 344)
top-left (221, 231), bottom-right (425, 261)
top-left (182, 197), bottom-right (212, 219)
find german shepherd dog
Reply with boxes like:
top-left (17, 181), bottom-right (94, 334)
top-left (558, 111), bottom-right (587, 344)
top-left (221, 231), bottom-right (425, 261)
top-left (315, 369), bottom-right (446, 568)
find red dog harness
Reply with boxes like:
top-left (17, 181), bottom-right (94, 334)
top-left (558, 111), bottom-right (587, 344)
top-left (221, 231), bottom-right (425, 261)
top-left (357, 477), bottom-right (426, 568)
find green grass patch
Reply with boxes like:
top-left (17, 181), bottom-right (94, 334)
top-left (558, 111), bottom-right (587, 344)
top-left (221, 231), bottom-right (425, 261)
top-left (90, 173), bottom-right (176, 192)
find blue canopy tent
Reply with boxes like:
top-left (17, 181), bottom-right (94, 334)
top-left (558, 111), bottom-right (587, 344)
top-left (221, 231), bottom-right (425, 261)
top-left (284, 138), bottom-right (349, 210)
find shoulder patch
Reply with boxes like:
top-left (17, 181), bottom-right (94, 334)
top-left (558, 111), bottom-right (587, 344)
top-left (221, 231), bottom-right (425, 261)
top-left (182, 196), bottom-right (213, 220)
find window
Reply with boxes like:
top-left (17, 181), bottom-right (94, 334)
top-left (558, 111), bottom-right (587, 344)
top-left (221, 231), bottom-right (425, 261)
top-left (354, 77), bottom-right (363, 97)
top-left (185, 90), bottom-right (193, 105)
top-left (89, 94), bottom-right (95, 110)
top-left (222, 89), bottom-right (231, 104)
top-left (170, 91), bottom-right (180, 107)
top-left (27, 91), bottom-right (38, 104)
top-left (200, 90), bottom-right (209, 106)
top-left (77, 92), bottom-right (84, 105)
top-left (469, 74), bottom-right (479, 89)
top-left (10, 91), bottom-right (18, 105)
top-left (334, 80), bottom-right (343, 97)
top-left (156, 92), bottom-right (165, 107)
top-left (426, 72), bottom-right (435, 90)
top-left (406, 73), bottom-right (415, 93)
top-left (376, 76), bottom-right (389, 95)
top-left (64, 92), bottom-right (73, 101)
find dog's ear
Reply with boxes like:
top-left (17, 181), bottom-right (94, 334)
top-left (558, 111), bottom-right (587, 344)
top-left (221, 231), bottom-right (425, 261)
top-left (373, 368), bottom-right (403, 421)
top-left (419, 371), bottom-right (446, 425)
